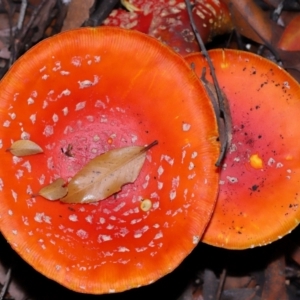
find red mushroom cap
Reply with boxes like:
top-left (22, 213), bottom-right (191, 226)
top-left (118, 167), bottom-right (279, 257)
top-left (104, 0), bottom-right (232, 55)
top-left (186, 49), bottom-right (300, 249)
top-left (0, 27), bottom-right (219, 293)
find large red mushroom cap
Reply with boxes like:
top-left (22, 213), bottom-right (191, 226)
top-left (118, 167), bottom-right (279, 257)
top-left (186, 49), bottom-right (300, 249)
top-left (0, 27), bottom-right (219, 293)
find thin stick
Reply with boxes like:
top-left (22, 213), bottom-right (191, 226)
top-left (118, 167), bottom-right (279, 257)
top-left (0, 268), bottom-right (11, 300)
top-left (185, 0), bottom-right (231, 167)
top-left (17, 0), bottom-right (27, 30)
top-left (216, 268), bottom-right (227, 300)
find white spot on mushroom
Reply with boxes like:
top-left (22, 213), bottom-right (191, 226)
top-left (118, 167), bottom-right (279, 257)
top-left (42, 74), bottom-right (49, 80)
top-left (193, 235), bottom-right (200, 244)
top-left (12, 156), bottom-right (22, 164)
top-left (157, 165), bottom-right (164, 177)
top-left (22, 216), bottom-right (29, 226)
top-left (3, 120), bottom-right (10, 127)
top-left (103, 208), bottom-right (111, 215)
top-left (15, 169), bottom-right (24, 179)
top-left (55, 265), bottom-right (61, 271)
top-left (38, 174), bottom-right (45, 185)
top-left (283, 81), bottom-right (290, 89)
top-left (27, 97), bottom-right (34, 105)
top-left (188, 172), bottom-right (196, 180)
top-left (71, 56), bottom-right (82, 66)
top-left (95, 100), bottom-right (106, 108)
top-left (142, 174), bottom-right (150, 189)
top-left (182, 122), bottom-right (191, 131)
top-left (42, 101), bottom-right (48, 109)
top-left (189, 162), bottom-right (195, 170)
top-left (0, 139), bottom-right (2, 149)
top-left (69, 214), bottom-right (78, 222)
top-left (78, 75), bottom-right (99, 89)
top-left (117, 227), bottom-right (129, 238)
top-left (157, 181), bottom-right (163, 190)
top-left (21, 131), bottom-right (30, 140)
top-left (161, 154), bottom-right (174, 165)
top-left (52, 61), bottom-right (61, 71)
top-left (94, 56), bottom-right (101, 62)
top-left (113, 201), bottom-right (126, 212)
top-left (26, 185), bottom-right (33, 194)
top-left (219, 180), bottom-right (225, 185)
top-left (58, 89), bottom-right (71, 98)
top-left (8, 210), bottom-right (13, 216)
top-left (76, 229), bottom-right (88, 239)
top-left (85, 215), bottom-right (93, 224)
top-left (60, 70), bottom-right (70, 76)
top-left (134, 226), bottom-right (149, 238)
top-left (12, 230), bottom-right (17, 235)
top-left (11, 190), bottom-right (18, 202)
top-left (154, 231), bottom-right (163, 240)
top-left (136, 247), bottom-right (147, 252)
top-left (52, 114), bottom-right (59, 123)
top-left (75, 101), bottom-right (86, 111)
top-left (108, 289), bottom-right (115, 294)
top-left (117, 246), bottom-right (130, 252)
top-left (191, 151), bottom-right (198, 159)
top-left (268, 158), bottom-right (275, 166)
top-left (8, 112), bottom-right (16, 120)
top-left (229, 144), bottom-right (237, 153)
top-left (131, 134), bottom-right (138, 143)
top-left (106, 224), bottom-right (114, 230)
top-left (181, 150), bottom-right (186, 163)
top-left (34, 212), bottom-right (51, 224)
top-left (276, 162), bottom-right (283, 168)
top-left (131, 218), bottom-right (142, 224)
top-left (29, 114), bottom-right (36, 124)
top-left (227, 176), bottom-right (238, 183)
top-left (170, 190), bottom-right (176, 200)
top-left (43, 125), bottom-right (54, 137)
top-left (98, 217), bottom-right (105, 224)
top-left (98, 234), bottom-right (112, 242)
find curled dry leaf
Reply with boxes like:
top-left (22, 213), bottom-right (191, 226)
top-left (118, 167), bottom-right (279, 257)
top-left (6, 140), bottom-right (43, 156)
top-left (62, 140), bottom-right (158, 203)
top-left (38, 178), bottom-right (68, 201)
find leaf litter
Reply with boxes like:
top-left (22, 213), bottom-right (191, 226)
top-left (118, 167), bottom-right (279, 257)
top-left (6, 140), bottom-right (43, 157)
top-left (39, 140), bottom-right (158, 203)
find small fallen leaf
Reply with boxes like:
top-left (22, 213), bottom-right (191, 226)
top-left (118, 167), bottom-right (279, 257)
top-left (38, 178), bottom-right (68, 201)
top-left (62, 140), bottom-right (158, 203)
top-left (7, 140), bottom-right (43, 156)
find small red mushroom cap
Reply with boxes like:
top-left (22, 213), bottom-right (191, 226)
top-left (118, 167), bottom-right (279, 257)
top-left (0, 27), bottom-right (219, 293)
top-left (104, 0), bottom-right (232, 55)
top-left (186, 49), bottom-right (300, 249)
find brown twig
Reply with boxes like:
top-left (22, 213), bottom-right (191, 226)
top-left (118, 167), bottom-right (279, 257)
top-left (185, 0), bottom-right (232, 167)
top-left (83, 0), bottom-right (120, 27)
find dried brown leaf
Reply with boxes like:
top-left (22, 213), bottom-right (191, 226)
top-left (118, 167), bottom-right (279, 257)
top-left (38, 178), bottom-right (68, 201)
top-left (7, 140), bottom-right (43, 156)
top-left (62, 0), bottom-right (95, 31)
top-left (62, 141), bottom-right (157, 204)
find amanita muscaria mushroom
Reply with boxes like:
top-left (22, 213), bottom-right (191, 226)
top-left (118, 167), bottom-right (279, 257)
top-left (0, 27), bottom-right (220, 293)
top-left (186, 49), bottom-right (300, 249)
top-left (104, 0), bottom-right (232, 55)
